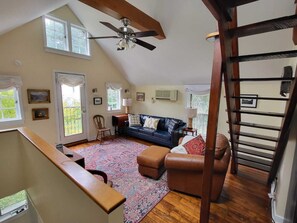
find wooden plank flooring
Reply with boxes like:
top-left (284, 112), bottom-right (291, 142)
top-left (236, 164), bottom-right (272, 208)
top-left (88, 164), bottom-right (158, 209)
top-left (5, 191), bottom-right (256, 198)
top-left (70, 137), bottom-right (271, 223)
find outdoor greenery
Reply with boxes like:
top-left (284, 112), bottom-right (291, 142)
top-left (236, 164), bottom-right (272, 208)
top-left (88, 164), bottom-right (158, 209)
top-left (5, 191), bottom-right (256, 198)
top-left (63, 101), bottom-right (82, 136)
top-left (0, 89), bottom-right (17, 120)
top-left (0, 190), bottom-right (26, 210)
top-left (107, 88), bottom-right (121, 111)
top-left (192, 93), bottom-right (209, 135)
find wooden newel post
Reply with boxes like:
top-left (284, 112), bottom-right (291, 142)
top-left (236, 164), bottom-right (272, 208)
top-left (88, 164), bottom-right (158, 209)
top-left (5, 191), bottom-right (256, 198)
top-left (200, 35), bottom-right (222, 223)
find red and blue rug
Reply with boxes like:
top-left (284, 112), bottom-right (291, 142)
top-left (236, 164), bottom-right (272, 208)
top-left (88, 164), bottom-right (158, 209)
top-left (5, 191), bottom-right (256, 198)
top-left (76, 138), bottom-right (169, 223)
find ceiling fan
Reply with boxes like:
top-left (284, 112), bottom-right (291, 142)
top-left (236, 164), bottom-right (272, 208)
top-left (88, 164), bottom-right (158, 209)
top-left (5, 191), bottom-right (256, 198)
top-left (89, 18), bottom-right (157, 51)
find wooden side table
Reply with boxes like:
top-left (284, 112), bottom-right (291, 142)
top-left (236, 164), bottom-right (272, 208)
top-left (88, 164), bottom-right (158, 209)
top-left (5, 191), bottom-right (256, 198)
top-left (112, 114), bottom-right (128, 135)
top-left (182, 128), bottom-right (197, 136)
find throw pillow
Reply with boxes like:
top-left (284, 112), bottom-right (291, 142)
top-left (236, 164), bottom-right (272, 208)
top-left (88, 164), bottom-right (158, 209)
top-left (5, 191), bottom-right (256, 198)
top-left (167, 119), bottom-right (179, 134)
top-left (183, 134), bottom-right (206, 155)
top-left (143, 117), bottom-right (160, 130)
top-left (128, 114), bottom-right (141, 127)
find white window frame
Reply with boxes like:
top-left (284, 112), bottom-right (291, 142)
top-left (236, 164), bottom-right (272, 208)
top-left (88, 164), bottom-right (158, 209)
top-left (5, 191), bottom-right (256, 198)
top-left (0, 87), bottom-right (24, 128)
top-left (43, 15), bottom-right (91, 59)
top-left (70, 23), bottom-right (90, 56)
top-left (106, 87), bottom-right (122, 112)
top-left (43, 15), bottom-right (69, 52)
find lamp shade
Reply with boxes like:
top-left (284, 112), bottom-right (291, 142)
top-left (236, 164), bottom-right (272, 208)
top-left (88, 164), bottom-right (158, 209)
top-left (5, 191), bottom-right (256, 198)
top-left (123, 98), bottom-right (132, 106)
top-left (185, 108), bottom-right (197, 118)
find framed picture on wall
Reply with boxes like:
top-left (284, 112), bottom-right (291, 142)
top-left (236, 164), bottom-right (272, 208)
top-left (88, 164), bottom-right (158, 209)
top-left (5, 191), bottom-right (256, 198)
top-left (32, 108), bottom-right (49, 120)
top-left (27, 89), bottom-right (50, 104)
top-left (240, 94), bottom-right (258, 108)
top-left (93, 97), bottom-right (102, 105)
top-left (136, 92), bottom-right (145, 101)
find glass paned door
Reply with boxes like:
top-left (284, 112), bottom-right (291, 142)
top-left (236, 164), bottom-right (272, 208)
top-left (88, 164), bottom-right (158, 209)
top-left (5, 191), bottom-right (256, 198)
top-left (62, 85), bottom-right (83, 136)
top-left (56, 73), bottom-right (87, 144)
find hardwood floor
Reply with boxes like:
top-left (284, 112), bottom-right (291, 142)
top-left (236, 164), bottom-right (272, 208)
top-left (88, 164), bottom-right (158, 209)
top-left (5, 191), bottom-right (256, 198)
top-left (70, 137), bottom-right (271, 223)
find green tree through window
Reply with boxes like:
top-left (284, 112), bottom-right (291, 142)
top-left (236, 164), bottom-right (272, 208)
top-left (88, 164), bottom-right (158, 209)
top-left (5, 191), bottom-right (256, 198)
top-left (0, 88), bottom-right (21, 121)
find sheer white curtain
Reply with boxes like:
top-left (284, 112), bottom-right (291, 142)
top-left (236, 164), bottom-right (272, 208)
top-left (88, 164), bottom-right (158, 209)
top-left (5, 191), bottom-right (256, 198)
top-left (105, 82), bottom-right (122, 90)
top-left (0, 75), bottom-right (23, 90)
top-left (185, 85), bottom-right (210, 136)
top-left (57, 73), bottom-right (85, 87)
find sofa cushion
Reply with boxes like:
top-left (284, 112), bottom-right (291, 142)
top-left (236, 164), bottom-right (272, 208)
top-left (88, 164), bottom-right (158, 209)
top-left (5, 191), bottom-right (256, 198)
top-left (183, 134), bottom-right (205, 155)
top-left (153, 130), bottom-right (171, 140)
top-left (168, 119), bottom-right (179, 134)
top-left (143, 117), bottom-right (160, 130)
top-left (128, 114), bottom-right (141, 126)
top-left (138, 127), bottom-right (155, 135)
top-left (127, 126), bottom-right (141, 132)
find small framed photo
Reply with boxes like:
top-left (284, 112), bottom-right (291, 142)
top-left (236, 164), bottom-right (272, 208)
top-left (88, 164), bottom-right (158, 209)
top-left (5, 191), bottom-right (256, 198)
top-left (136, 92), bottom-right (145, 101)
top-left (93, 97), bottom-right (102, 105)
top-left (27, 89), bottom-right (50, 104)
top-left (240, 94), bottom-right (258, 108)
top-left (32, 108), bottom-right (49, 120)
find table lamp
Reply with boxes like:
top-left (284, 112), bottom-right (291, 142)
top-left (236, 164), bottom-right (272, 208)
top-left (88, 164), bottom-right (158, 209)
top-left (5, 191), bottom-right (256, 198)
top-left (122, 98), bottom-right (132, 114)
top-left (185, 107), bottom-right (197, 129)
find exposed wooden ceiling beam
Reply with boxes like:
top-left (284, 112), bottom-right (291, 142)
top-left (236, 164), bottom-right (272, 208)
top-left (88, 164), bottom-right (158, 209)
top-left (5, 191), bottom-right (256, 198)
top-left (79, 0), bottom-right (165, 40)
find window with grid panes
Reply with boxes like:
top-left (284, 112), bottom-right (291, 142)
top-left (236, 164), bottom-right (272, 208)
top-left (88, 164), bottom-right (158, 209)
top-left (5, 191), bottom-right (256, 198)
top-left (107, 88), bottom-right (121, 111)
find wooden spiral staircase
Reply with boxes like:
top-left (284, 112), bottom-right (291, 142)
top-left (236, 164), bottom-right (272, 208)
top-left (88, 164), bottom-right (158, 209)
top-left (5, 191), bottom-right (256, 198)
top-left (200, 0), bottom-right (297, 222)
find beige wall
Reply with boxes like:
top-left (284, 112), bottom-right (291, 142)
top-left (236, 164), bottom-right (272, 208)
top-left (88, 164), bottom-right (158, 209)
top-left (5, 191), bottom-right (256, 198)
top-left (0, 6), bottom-right (130, 144)
top-left (274, 106), bottom-right (297, 219)
top-left (132, 82), bottom-right (286, 139)
top-left (0, 129), bottom-right (124, 223)
top-left (131, 85), bottom-right (187, 121)
top-left (218, 82), bottom-right (286, 138)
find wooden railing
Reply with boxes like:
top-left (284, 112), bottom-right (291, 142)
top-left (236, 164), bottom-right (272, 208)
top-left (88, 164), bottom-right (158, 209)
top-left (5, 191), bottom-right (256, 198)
top-left (0, 128), bottom-right (125, 223)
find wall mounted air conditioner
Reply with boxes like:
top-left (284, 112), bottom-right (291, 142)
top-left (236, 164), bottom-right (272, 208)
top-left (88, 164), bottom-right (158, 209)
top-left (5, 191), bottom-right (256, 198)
top-left (155, 90), bottom-right (178, 101)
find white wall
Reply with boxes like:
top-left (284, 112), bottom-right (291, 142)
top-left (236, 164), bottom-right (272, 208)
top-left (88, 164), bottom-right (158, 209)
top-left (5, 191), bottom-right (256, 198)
top-left (0, 6), bottom-right (130, 144)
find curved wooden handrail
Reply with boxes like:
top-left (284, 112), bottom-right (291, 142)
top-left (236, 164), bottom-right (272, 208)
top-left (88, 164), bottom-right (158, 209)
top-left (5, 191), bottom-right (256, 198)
top-left (15, 127), bottom-right (126, 214)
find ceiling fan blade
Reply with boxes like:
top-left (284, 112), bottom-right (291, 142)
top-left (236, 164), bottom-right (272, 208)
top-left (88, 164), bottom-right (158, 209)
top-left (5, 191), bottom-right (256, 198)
top-left (100, 21), bottom-right (120, 33)
top-left (134, 31), bottom-right (158, 38)
top-left (134, 38), bottom-right (156, 51)
top-left (89, 36), bottom-right (119, 39)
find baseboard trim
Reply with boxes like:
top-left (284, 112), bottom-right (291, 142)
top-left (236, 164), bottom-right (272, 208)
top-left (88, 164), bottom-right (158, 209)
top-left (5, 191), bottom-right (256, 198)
top-left (270, 180), bottom-right (289, 223)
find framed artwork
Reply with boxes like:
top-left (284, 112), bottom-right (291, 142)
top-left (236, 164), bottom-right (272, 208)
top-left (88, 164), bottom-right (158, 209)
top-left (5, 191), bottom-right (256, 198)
top-left (32, 108), bottom-right (49, 120)
top-left (93, 97), bottom-right (102, 105)
top-left (27, 89), bottom-right (50, 104)
top-left (240, 94), bottom-right (258, 108)
top-left (136, 92), bottom-right (145, 101)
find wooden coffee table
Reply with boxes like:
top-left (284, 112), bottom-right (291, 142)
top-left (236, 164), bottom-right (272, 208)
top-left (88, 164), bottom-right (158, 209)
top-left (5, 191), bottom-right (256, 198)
top-left (63, 147), bottom-right (85, 168)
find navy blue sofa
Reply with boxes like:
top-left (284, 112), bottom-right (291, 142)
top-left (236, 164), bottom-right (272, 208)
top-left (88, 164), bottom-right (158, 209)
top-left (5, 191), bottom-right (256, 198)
top-left (124, 114), bottom-right (186, 148)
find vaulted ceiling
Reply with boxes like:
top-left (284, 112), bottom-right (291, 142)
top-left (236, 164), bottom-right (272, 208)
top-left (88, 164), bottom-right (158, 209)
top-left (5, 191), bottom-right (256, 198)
top-left (0, 0), bottom-right (295, 86)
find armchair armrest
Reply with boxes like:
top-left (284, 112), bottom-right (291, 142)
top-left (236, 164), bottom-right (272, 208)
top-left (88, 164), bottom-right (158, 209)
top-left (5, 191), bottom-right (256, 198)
top-left (165, 153), bottom-right (204, 172)
top-left (165, 150), bottom-right (230, 174)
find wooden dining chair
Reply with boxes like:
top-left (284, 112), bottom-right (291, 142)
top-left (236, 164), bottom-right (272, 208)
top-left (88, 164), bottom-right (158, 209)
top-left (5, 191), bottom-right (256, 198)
top-left (93, 115), bottom-right (112, 143)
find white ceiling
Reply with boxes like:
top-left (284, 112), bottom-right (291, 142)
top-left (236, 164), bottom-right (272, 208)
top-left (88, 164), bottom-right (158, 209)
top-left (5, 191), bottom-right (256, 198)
top-left (68, 0), bottom-right (217, 86)
top-left (0, 0), bottom-right (296, 86)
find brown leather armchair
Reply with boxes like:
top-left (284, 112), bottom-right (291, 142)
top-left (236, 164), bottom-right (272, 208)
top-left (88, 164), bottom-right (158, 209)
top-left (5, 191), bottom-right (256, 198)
top-left (164, 133), bottom-right (231, 201)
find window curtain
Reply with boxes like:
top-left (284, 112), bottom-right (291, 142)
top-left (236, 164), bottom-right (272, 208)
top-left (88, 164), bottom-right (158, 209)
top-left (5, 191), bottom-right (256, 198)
top-left (57, 73), bottom-right (85, 87)
top-left (106, 82), bottom-right (122, 90)
top-left (0, 75), bottom-right (23, 90)
top-left (184, 85), bottom-right (210, 96)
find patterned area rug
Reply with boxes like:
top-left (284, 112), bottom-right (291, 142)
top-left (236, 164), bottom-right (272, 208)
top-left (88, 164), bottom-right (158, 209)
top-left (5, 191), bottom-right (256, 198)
top-left (76, 138), bottom-right (169, 223)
